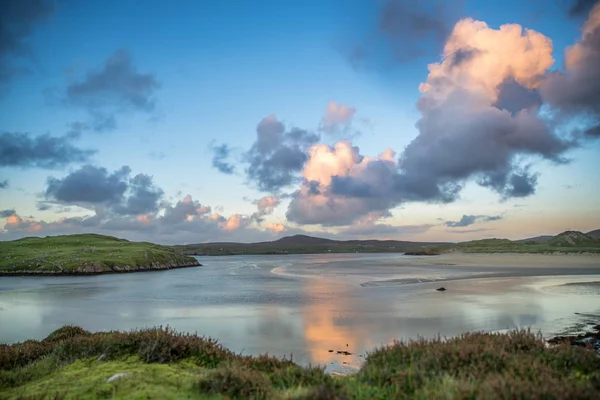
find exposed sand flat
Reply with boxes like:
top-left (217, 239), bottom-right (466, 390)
top-left (414, 253), bottom-right (600, 268)
top-left (357, 253), bottom-right (600, 288)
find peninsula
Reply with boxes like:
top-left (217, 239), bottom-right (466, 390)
top-left (0, 234), bottom-right (200, 276)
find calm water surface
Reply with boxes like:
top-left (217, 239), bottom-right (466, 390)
top-left (0, 253), bottom-right (599, 372)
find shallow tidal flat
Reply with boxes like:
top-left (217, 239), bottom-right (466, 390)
top-left (0, 252), bottom-right (598, 374)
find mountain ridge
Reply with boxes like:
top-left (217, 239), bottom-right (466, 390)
top-left (173, 229), bottom-right (600, 256)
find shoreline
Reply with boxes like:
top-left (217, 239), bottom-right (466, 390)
top-left (0, 260), bottom-right (202, 277)
top-left (186, 250), bottom-right (600, 257)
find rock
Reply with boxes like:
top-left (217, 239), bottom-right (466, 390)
top-left (573, 337), bottom-right (596, 347)
top-left (436, 287), bottom-right (447, 291)
top-left (106, 373), bottom-right (128, 383)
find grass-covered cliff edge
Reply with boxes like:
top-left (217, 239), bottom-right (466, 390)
top-left (0, 234), bottom-right (200, 275)
top-left (1, 326), bottom-right (599, 400)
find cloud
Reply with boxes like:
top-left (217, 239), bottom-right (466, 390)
top-left (266, 223), bottom-right (286, 233)
top-left (0, 180), bottom-right (7, 189)
top-left (0, 132), bottom-right (95, 168)
top-left (251, 195), bottom-right (280, 223)
top-left (445, 228), bottom-right (492, 234)
top-left (1, 193), bottom-right (291, 244)
top-left (541, 3), bottom-right (600, 137)
top-left (210, 142), bottom-right (235, 174)
top-left (568, 0), bottom-right (599, 17)
top-left (287, 16), bottom-right (587, 227)
top-left (161, 194), bottom-right (211, 225)
top-left (0, 209), bottom-right (16, 218)
top-left (243, 115), bottom-right (320, 192)
top-left (0, 0), bottom-right (54, 83)
top-left (286, 142), bottom-right (401, 226)
top-left (320, 101), bottom-right (357, 136)
top-left (59, 49), bottom-right (160, 131)
top-left (44, 165), bottom-right (163, 216)
top-left (338, 221), bottom-right (433, 238)
top-left (445, 214), bottom-right (502, 228)
top-left (343, 0), bottom-right (461, 68)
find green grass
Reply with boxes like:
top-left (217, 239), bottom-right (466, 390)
top-left (0, 234), bottom-right (199, 274)
top-left (421, 236), bottom-right (600, 255)
top-left (1, 326), bottom-right (599, 399)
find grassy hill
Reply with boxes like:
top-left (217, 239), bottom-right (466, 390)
top-left (173, 234), bottom-right (450, 256)
top-left (0, 234), bottom-right (200, 275)
top-left (430, 230), bottom-right (600, 254)
top-left (586, 229), bottom-right (600, 239)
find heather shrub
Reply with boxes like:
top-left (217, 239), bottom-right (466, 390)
top-left (0, 340), bottom-right (53, 370)
top-left (358, 330), bottom-right (600, 399)
top-left (44, 325), bottom-right (90, 342)
top-left (196, 368), bottom-right (272, 399)
top-left (293, 381), bottom-right (349, 400)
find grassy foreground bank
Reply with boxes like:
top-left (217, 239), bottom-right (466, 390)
top-left (0, 234), bottom-right (200, 275)
top-left (1, 326), bottom-right (599, 399)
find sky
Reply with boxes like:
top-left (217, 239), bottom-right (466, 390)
top-left (0, 0), bottom-right (599, 245)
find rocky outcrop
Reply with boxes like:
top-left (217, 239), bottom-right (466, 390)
top-left (0, 259), bottom-right (201, 276)
top-left (547, 324), bottom-right (600, 356)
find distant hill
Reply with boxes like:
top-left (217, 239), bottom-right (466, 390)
top-left (548, 231), bottom-right (597, 247)
top-left (432, 230), bottom-right (600, 254)
top-left (587, 229), bottom-right (600, 239)
top-left (515, 235), bottom-right (554, 244)
top-left (173, 230), bottom-right (600, 256)
top-left (173, 234), bottom-right (451, 256)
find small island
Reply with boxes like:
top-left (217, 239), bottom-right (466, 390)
top-left (0, 234), bottom-right (201, 276)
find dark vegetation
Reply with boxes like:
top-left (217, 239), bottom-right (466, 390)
top-left (173, 234), bottom-right (450, 256)
top-left (1, 326), bottom-right (599, 399)
top-left (0, 234), bottom-right (200, 275)
top-left (174, 230), bottom-right (600, 256)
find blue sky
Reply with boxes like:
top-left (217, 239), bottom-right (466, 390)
top-left (1, 0), bottom-right (599, 244)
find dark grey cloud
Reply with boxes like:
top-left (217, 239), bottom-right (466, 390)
top-left (494, 78), bottom-right (543, 115)
top-left (542, 5), bottom-right (600, 138)
top-left (479, 169), bottom-right (539, 198)
top-left (112, 173), bottom-right (164, 216)
top-left (36, 203), bottom-right (51, 211)
top-left (160, 195), bottom-right (210, 226)
top-left (586, 125), bottom-right (600, 136)
top-left (45, 165), bottom-right (163, 216)
top-left (0, 209), bottom-right (16, 218)
top-left (244, 115), bottom-right (319, 192)
top-left (569, 0), bottom-right (599, 17)
top-left (0, 132), bottom-right (95, 168)
top-left (0, 0), bottom-right (54, 83)
top-left (0, 180), bottom-right (7, 189)
top-left (338, 222), bottom-right (433, 238)
top-left (60, 49), bottom-right (160, 131)
top-left (343, 0), bottom-right (461, 68)
top-left (210, 143), bottom-right (235, 174)
top-left (447, 48), bottom-right (481, 69)
top-left (445, 214), bottom-right (502, 228)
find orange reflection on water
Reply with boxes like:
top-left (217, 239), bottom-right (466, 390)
top-left (301, 276), bottom-right (377, 368)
